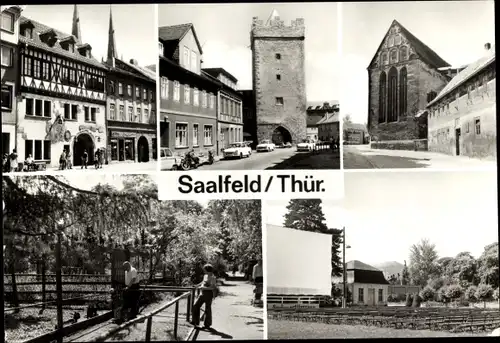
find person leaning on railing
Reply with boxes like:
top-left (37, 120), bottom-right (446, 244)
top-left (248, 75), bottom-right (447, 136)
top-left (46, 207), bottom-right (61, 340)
top-left (122, 261), bottom-right (140, 320)
top-left (191, 264), bottom-right (217, 330)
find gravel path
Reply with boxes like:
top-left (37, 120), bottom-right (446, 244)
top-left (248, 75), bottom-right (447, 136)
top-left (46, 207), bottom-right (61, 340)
top-left (267, 319), bottom-right (488, 339)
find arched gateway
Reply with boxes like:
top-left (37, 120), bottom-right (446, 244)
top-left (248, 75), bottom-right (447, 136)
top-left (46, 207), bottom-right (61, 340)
top-left (272, 126), bottom-right (293, 145)
top-left (137, 136), bottom-right (150, 163)
top-left (73, 133), bottom-right (95, 166)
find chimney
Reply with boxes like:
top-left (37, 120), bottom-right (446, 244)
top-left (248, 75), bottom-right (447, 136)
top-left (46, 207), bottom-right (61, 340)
top-left (484, 42), bottom-right (491, 51)
top-left (323, 102), bottom-right (329, 108)
top-left (130, 59), bottom-right (137, 65)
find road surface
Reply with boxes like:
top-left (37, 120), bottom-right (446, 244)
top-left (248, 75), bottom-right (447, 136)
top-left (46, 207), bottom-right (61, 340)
top-left (197, 148), bottom-right (298, 170)
top-left (343, 145), bottom-right (497, 169)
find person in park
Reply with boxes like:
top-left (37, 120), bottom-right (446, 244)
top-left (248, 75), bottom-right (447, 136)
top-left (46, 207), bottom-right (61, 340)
top-left (252, 260), bottom-right (263, 302)
top-left (191, 264), bottom-right (217, 329)
top-left (122, 261), bottom-right (140, 320)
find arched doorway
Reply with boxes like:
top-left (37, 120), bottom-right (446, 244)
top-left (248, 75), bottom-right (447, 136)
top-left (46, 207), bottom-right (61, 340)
top-left (137, 136), bottom-right (150, 163)
top-left (272, 126), bottom-right (292, 145)
top-left (73, 133), bottom-right (95, 166)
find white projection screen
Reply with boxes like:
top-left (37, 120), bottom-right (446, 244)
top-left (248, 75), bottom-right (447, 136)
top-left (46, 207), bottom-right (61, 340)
top-left (267, 224), bottom-right (332, 296)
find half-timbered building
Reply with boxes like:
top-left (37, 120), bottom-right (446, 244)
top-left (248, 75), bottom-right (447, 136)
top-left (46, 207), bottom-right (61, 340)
top-left (104, 8), bottom-right (157, 165)
top-left (1, 5), bottom-right (24, 157)
top-left (17, 7), bottom-right (107, 168)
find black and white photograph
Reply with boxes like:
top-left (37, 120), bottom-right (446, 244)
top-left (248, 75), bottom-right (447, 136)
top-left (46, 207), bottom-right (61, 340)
top-left (158, 3), bottom-right (341, 171)
top-left (340, 1), bottom-right (496, 169)
top-left (3, 174), bottom-right (263, 342)
top-left (1, 5), bottom-right (157, 174)
top-left (266, 171), bottom-right (499, 339)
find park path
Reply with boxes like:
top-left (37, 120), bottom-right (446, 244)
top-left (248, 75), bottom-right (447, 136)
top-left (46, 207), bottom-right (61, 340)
top-left (194, 279), bottom-right (264, 341)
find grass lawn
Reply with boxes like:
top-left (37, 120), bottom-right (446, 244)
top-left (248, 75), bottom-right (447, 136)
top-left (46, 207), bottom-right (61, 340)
top-left (267, 319), bottom-right (488, 339)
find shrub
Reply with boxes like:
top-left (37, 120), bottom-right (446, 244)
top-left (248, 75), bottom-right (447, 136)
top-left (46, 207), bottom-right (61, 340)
top-left (387, 294), bottom-right (395, 302)
top-left (405, 293), bottom-right (413, 307)
top-left (395, 293), bottom-right (407, 302)
top-left (445, 284), bottom-right (463, 302)
top-left (493, 288), bottom-right (499, 301)
top-left (420, 286), bottom-right (435, 302)
top-left (465, 285), bottom-right (478, 302)
top-left (412, 293), bottom-right (422, 307)
top-left (475, 284), bottom-right (493, 304)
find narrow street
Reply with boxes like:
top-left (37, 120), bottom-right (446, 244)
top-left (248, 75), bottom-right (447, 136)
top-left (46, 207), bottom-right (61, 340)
top-left (343, 145), bottom-right (497, 169)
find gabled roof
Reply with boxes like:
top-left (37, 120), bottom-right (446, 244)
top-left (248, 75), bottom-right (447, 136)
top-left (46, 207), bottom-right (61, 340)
top-left (201, 67), bottom-right (238, 83)
top-left (346, 260), bottom-right (389, 284)
top-left (427, 46), bottom-right (495, 108)
top-left (158, 23), bottom-right (203, 55)
top-left (317, 112), bottom-right (340, 125)
top-left (109, 58), bottom-right (155, 82)
top-left (368, 20), bottom-right (450, 70)
top-left (19, 16), bottom-right (105, 69)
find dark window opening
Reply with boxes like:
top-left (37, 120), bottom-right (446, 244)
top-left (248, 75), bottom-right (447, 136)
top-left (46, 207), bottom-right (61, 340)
top-left (275, 97), bottom-right (284, 105)
top-left (35, 99), bottom-right (43, 116)
top-left (275, 53), bottom-right (281, 60)
top-left (71, 104), bottom-right (78, 120)
top-left (64, 103), bottom-right (70, 119)
top-left (44, 100), bottom-right (51, 117)
top-left (1, 85), bottom-right (13, 110)
top-left (276, 74), bottom-right (281, 80)
top-left (91, 108), bottom-right (96, 122)
top-left (378, 71), bottom-right (387, 123)
top-left (26, 98), bottom-right (34, 115)
top-left (84, 106), bottom-right (90, 121)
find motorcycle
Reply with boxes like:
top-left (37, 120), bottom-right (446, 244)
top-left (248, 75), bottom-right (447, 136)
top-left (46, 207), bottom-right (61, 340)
top-left (180, 150), bottom-right (214, 170)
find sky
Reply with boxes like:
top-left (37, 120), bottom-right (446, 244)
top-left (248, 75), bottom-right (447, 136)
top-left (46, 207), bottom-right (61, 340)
top-left (22, 4), bottom-right (157, 67)
top-left (158, 3), bottom-right (340, 101)
top-left (340, 1), bottom-right (495, 125)
top-left (266, 170), bottom-right (498, 265)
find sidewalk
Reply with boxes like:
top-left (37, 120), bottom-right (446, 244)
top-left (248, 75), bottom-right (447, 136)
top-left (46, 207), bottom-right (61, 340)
top-left (194, 280), bottom-right (264, 341)
top-left (347, 145), bottom-right (497, 169)
top-left (33, 160), bottom-right (158, 174)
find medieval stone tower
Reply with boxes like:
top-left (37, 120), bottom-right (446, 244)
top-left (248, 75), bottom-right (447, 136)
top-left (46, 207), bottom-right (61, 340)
top-left (251, 10), bottom-right (307, 144)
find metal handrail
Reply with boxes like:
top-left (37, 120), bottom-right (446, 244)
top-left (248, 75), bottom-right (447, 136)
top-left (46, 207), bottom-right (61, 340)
top-left (88, 288), bottom-right (198, 342)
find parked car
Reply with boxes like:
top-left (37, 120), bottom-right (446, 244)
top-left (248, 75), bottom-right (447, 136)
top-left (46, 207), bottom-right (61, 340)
top-left (276, 142), bottom-right (285, 148)
top-left (284, 142), bottom-right (292, 148)
top-left (256, 139), bottom-right (275, 152)
top-left (160, 147), bottom-right (180, 170)
top-left (223, 142), bottom-right (252, 159)
top-left (296, 139), bottom-right (315, 152)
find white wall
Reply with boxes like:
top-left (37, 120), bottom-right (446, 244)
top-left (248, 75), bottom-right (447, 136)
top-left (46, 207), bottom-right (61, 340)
top-left (267, 224), bottom-right (332, 295)
top-left (352, 283), bottom-right (388, 306)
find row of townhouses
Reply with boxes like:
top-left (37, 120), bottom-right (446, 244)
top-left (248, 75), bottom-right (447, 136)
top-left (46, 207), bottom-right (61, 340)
top-left (158, 23), bottom-right (244, 157)
top-left (367, 20), bottom-right (496, 159)
top-left (1, 5), bottom-right (157, 169)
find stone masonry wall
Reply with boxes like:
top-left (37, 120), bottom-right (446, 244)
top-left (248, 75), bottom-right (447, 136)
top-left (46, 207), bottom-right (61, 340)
top-left (252, 18), bottom-right (307, 144)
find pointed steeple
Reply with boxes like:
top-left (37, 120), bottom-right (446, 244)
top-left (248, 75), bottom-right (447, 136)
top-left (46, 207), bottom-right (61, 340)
top-left (266, 9), bottom-right (280, 25)
top-left (107, 5), bottom-right (118, 65)
top-left (71, 4), bottom-right (81, 43)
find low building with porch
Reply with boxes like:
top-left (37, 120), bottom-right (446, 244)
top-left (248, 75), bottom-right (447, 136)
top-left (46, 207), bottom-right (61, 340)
top-left (333, 260), bottom-right (389, 306)
top-left (425, 43), bottom-right (496, 159)
top-left (201, 67), bottom-right (243, 152)
top-left (16, 9), bottom-right (107, 168)
top-left (104, 7), bottom-right (157, 165)
top-left (158, 23), bottom-right (220, 157)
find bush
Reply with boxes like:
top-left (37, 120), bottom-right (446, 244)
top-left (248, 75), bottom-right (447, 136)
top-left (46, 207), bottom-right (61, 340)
top-left (445, 284), bottom-right (463, 302)
top-left (465, 285), bottom-right (478, 302)
top-left (412, 293), bottom-right (422, 307)
top-left (420, 286), bottom-right (435, 302)
top-left (493, 288), bottom-right (499, 301)
top-left (475, 284), bottom-right (493, 303)
top-left (387, 294), bottom-right (396, 302)
top-left (405, 293), bottom-right (413, 307)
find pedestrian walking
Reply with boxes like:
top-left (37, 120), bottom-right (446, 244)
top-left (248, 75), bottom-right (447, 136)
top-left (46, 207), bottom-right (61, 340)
top-left (66, 149), bottom-right (72, 169)
top-left (81, 149), bottom-right (88, 169)
top-left (59, 150), bottom-right (67, 170)
top-left (9, 149), bottom-right (18, 172)
top-left (191, 264), bottom-right (217, 330)
top-left (122, 261), bottom-right (140, 320)
top-left (95, 149), bottom-right (101, 169)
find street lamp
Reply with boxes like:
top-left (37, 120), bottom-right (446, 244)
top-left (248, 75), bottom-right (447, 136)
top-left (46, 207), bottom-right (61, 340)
top-left (342, 227), bottom-right (351, 309)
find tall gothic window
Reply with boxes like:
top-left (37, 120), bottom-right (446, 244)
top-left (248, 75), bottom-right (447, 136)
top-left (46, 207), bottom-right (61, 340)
top-left (400, 46), bottom-right (408, 61)
top-left (389, 49), bottom-right (398, 64)
top-left (378, 71), bottom-right (387, 123)
top-left (399, 67), bottom-right (408, 116)
top-left (387, 67), bottom-right (398, 122)
top-left (381, 53), bottom-right (388, 66)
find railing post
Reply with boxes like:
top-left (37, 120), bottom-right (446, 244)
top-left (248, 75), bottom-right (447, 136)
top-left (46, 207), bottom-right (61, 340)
top-left (145, 317), bottom-right (153, 342)
top-left (186, 294), bottom-right (191, 322)
top-left (174, 301), bottom-right (179, 340)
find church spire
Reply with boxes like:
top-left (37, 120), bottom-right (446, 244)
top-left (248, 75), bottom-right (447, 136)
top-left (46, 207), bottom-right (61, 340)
top-left (266, 9), bottom-right (280, 25)
top-left (107, 5), bottom-right (118, 65)
top-left (71, 4), bottom-right (81, 42)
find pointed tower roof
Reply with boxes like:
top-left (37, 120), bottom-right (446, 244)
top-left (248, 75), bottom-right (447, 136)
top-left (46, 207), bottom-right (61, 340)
top-left (107, 5), bottom-right (117, 63)
top-left (265, 9), bottom-right (280, 25)
top-left (71, 4), bottom-right (81, 43)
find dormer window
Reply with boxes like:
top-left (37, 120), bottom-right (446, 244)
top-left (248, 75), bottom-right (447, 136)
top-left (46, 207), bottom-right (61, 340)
top-left (77, 44), bottom-right (92, 58)
top-left (20, 21), bottom-right (35, 39)
top-left (23, 28), bottom-right (33, 39)
top-left (60, 35), bottom-right (77, 53)
top-left (39, 29), bottom-right (58, 47)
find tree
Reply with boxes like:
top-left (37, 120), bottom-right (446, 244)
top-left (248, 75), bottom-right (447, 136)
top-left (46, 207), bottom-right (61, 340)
top-left (475, 284), bottom-right (493, 308)
top-left (445, 284), bottom-right (463, 304)
top-left (420, 286), bottom-right (435, 304)
top-left (343, 114), bottom-right (352, 124)
top-left (477, 242), bottom-right (499, 288)
top-left (388, 274), bottom-right (399, 285)
top-left (409, 239), bottom-right (440, 287)
top-left (283, 199), bottom-right (328, 232)
top-left (401, 261), bottom-right (410, 286)
top-left (446, 252), bottom-right (478, 287)
top-left (283, 199), bottom-right (342, 277)
top-left (465, 285), bottom-right (478, 302)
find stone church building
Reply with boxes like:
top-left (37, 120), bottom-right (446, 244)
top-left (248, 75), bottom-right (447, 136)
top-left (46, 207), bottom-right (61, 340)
top-left (251, 10), bottom-right (307, 145)
top-left (367, 20), bottom-right (452, 151)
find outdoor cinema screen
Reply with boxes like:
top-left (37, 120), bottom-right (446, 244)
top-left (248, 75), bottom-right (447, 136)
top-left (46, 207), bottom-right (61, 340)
top-left (266, 224), bottom-right (332, 296)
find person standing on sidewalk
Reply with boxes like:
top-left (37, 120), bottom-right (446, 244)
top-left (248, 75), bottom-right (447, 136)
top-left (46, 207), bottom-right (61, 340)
top-left (81, 149), bottom-right (88, 169)
top-left (122, 261), bottom-right (140, 320)
top-left (9, 149), bottom-right (18, 172)
top-left (191, 264), bottom-right (217, 330)
top-left (66, 149), bottom-right (72, 169)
